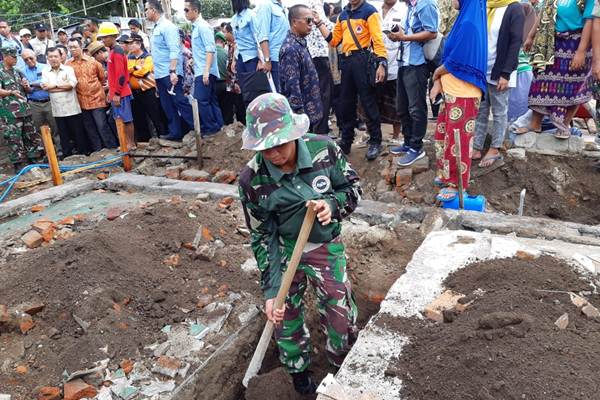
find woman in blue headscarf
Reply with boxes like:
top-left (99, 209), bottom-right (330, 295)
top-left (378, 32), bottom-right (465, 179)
top-left (429, 0), bottom-right (488, 202)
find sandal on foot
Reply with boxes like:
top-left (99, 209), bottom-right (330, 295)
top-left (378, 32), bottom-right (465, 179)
top-left (514, 126), bottom-right (541, 135)
top-left (436, 187), bottom-right (459, 202)
top-left (554, 130), bottom-right (571, 140)
top-left (478, 154), bottom-right (504, 168)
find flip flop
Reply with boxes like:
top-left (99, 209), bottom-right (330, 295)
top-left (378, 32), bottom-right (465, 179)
top-left (478, 154), bottom-right (504, 168)
top-left (514, 127), bottom-right (542, 135)
top-left (554, 130), bottom-right (570, 140)
top-left (436, 187), bottom-right (459, 202)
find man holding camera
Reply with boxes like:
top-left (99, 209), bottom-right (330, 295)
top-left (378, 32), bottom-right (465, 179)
top-left (313, 0), bottom-right (388, 161)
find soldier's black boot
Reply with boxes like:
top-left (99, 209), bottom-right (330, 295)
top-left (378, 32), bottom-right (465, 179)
top-left (291, 370), bottom-right (317, 395)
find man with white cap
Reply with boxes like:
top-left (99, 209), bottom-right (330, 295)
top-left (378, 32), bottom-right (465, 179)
top-left (19, 29), bottom-right (33, 50)
top-left (238, 92), bottom-right (361, 395)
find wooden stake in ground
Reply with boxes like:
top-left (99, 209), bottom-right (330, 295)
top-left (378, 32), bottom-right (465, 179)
top-left (242, 205), bottom-right (317, 388)
top-left (115, 118), bottom-right (132, 172)
top-left (191, 98), bottom-right (203, 169)
top-left (40, 125), bottom-right (63, 185)
top-left (453, 128), bottom-right (464, 209)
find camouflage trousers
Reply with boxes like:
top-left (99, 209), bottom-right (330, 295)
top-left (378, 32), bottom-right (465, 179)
top-left (274, 238), bottom-right (358, 373)
top-left (593, 80), bottom-right (600, 132)
top-left (2, 115), bottom-right (42, 165)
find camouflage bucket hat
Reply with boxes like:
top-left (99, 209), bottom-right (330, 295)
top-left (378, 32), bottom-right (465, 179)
top-left (241, 93), bottom-right (310, 151)
top-left (0, 47), bottom-right (18, 58)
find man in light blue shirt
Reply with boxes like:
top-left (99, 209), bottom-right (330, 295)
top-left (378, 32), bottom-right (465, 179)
top-left (231, 0), bottom-right (260, 74)
top-left (21, 48), bottom-right (59, 151)
top-left (185, 0), bottom-right (224, 135)
top-left (0, 19), bottom-right (26, 72)
top-left (145, 0), bottom-right (194, 141)
top-left (255, 0), bottom-right (290, 91)
top-left (387, 0), bottom-right (438, 166)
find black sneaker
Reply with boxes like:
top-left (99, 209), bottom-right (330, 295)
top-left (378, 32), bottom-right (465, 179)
top-left (291, 370), bottom-right (317, 395)
top-left (366, 144), bottom-right (381, 160)
top-left (337, 140), bottom-right (351, 155)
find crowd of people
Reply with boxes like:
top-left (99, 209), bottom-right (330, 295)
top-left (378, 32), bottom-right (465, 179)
top-left (0, 0), bottom-right (598, 194)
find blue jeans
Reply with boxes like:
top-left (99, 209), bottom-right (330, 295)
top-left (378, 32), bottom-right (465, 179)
top-left (156, 75), bottom-right (194, 139)
top-left (474, 83), bottom-right (510, 150)
top-left (193, 75), bottom-right (224, 135)
top-left (82, 108), bottom-right (118, 150)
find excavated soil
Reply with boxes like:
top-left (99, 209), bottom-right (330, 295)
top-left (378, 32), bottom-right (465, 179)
top-left (0, 195), bottom-right (422, 399)
top-left (469, 153), bottom-right (600, 224)
top-left (383, 256), bottom-right (600, 400)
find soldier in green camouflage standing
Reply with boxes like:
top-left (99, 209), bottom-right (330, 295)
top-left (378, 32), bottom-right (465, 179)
top-left (0, 47), bottom-right (43, 172)
top-left (238, 93), bottom-right (362, 395)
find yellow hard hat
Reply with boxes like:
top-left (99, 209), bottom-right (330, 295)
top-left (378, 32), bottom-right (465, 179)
top-left (96, 22), bottom-right (120, 38)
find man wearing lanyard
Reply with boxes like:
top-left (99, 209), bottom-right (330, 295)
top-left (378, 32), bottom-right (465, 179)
top-left (313, 0), bottom-right (388, 161)
top-left (145, 0), bottom-right (194, 141)
top-left (255, 0), bottom-right (290, 91)
top-left (20, 49), bottom-right (59, 151)
top-left (387, 0), bottom-right (438, 166)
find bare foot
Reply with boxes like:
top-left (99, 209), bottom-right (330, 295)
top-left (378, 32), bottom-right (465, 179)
top-left (472, 150), bottom-right (483, 160)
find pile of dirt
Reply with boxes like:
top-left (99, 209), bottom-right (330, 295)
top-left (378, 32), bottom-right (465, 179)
top-left (468, 153), bottom-right (600, 224)
top-left (0, 200), bottom-right (257, 399)
top-left (0, 194), bottom-right (422, 399)
top-left (383, 256), bottom-right (600, 400)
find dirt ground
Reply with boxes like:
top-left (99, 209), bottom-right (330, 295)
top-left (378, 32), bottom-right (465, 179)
top-left (0, 195), bottom-right (422, 400)
top-left (383, 256), bottom-right (600, 400)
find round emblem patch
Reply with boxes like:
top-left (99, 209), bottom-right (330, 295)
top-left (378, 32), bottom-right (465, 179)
top-left (312, 175), bottom-right (331, 193)
top-left (356, 25), bottom-right (363, 34)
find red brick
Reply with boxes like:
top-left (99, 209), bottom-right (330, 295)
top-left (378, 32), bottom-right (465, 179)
top-left (18, 302), bottom-right (45, 316)
top-left (58, 217), bottom-right (75, 225)
top-left (31, 220), bottom-right (55, 234)
top-left (165, 166), bottom-right (182, 180)
top-left (106, 207), bottom-right (123, 221)
top-left (63, 378), bottom-right (97, 400)
top-left (21, 230), bottom-right (44, 249)
top-left (213, 170), bottom-right (237, 184)
top-left (96, 173), bottom-right (108, 180)
top-left (15, 365), bottom-right (28, 374)
top-left (395, 168), bottom-right (413, 188)
top-left (37, 386), bottom-right (61, 400)
top-left (218, 197), bottom-right (235, 209)
top-left (423, 290), bottom-right (465, 322)
top-left (515, 250), bottom-right (538, 261)
top-left (380, 167), bottom-right (393, 184)
top-left (18, 313), bottom-right (34, 334)
top-left (31, 204), bottom-right (45, 212)
top-left (154, 356), bottom-right (182, 377)
top-left (163, 254), bottom-right (180, 267)
top-left (120, 359), bottom-right (134, 375)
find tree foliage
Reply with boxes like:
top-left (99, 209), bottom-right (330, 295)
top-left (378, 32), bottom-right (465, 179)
top-left (201, 0), bottom-right (233, 19)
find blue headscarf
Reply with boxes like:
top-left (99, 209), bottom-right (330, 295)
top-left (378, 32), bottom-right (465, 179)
top-left (442, 0), bottom-right (488, 93)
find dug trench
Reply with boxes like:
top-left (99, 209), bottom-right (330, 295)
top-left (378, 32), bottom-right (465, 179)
top-left (0, 197), bottom-right (423, 400)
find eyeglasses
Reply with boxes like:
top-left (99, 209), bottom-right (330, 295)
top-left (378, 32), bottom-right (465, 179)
top-left (295, 17), bottom-right (314, 24)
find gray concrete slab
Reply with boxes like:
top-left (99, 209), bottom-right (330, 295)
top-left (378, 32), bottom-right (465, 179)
top-left (0, 178), bottom-right (95, 220)
top-left (100, 173), bottom-right (238, 199)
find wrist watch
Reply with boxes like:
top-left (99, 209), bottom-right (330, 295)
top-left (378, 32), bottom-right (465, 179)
top-left (264, 57), bottom-right (271, 63)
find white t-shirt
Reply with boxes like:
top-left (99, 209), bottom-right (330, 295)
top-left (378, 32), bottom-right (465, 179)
top-left (487, 6), bottom-right (517, 87)
top-left (377, 0), bottom-right (408, 80)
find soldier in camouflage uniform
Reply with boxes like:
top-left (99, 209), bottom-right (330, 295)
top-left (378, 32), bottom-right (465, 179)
top-left (0, 47), bottom-right (43, 172)
top-left (238, 93), bottom-right (362, 395)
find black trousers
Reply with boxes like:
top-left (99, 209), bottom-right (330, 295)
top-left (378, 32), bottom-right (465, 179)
top-left (132, 88), bottom-right (168, 142)
top-left (396, 64), bottom-right (429, 151)
top-left (55, 114), bottom-right (89, 156)
top-left (216, 80), bottom-right (246, 125)
top-left (339, 53), bottom-right (382, 145)
top-left (313, 57), bottom-right (333, 135)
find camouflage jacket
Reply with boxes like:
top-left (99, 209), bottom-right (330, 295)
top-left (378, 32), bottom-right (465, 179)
top-left (238, 134), bottom-right (362, 299)
top-left (0, 67), bottom-right (30, 121)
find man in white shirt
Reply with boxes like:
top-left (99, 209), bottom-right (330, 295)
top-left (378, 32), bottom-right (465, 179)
top-left (41, 47), bottom-right (88, 157)
top-left (30, 23), bottom-right (55, 63)
top-left (378, 0), bottom-right (407, 141)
